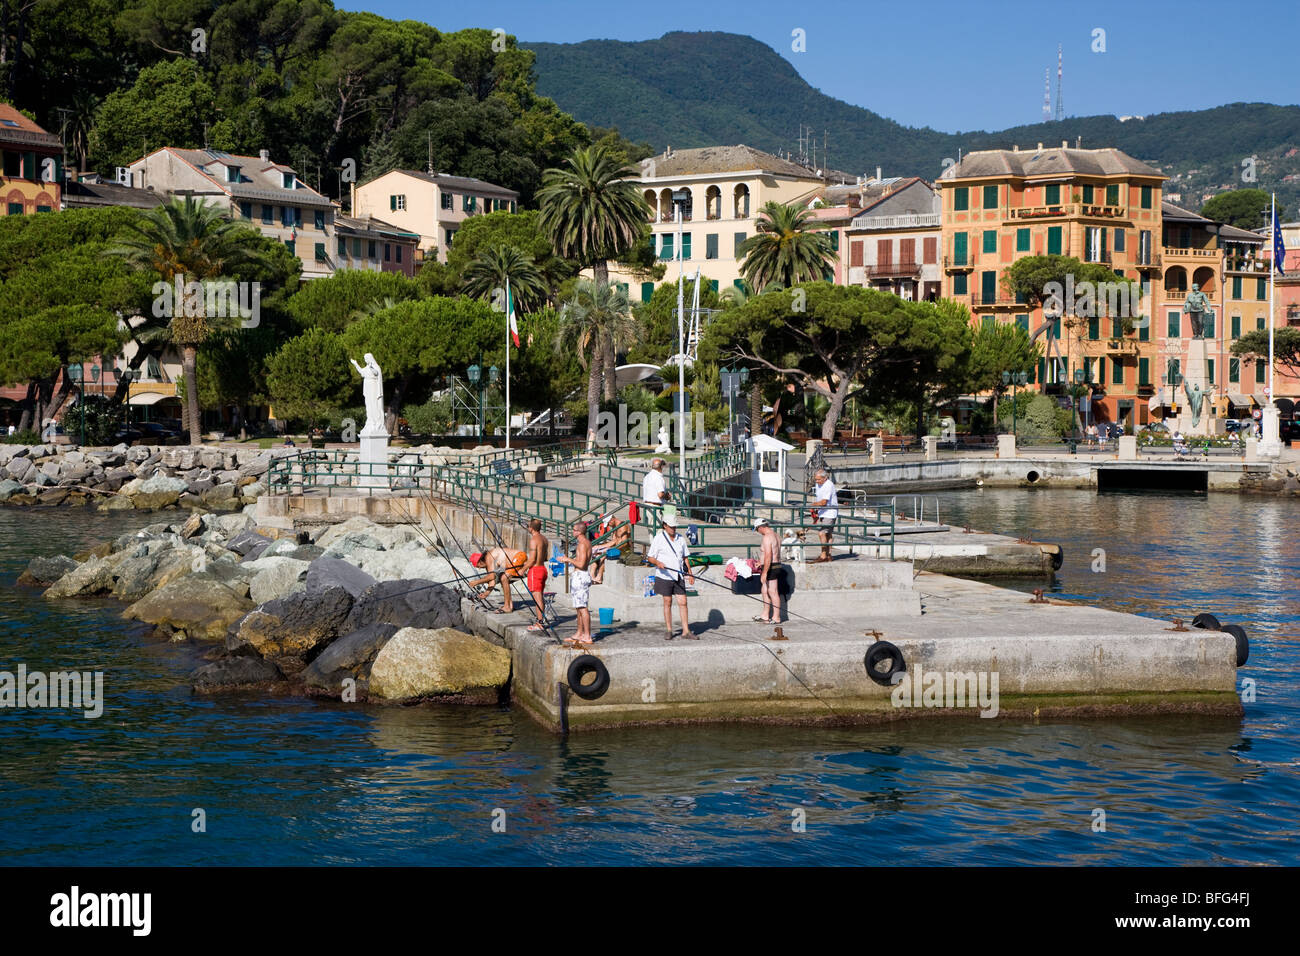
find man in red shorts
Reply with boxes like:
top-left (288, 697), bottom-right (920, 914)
top-left (522, 518), bottom-right (550, 632)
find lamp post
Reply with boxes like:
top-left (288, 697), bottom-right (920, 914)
top-left (672, 187), bottom-right (690, 470)
top-left (721, 365), bottom-right (750, 443)
top-left (488, 365), bottom-right (500, 437)
top-left (120, 368), bottom-right (134, 433)
top-left (467, 364), bottom-right (482, 439)
top-left (1001, 370), bottom-right (1028, 439)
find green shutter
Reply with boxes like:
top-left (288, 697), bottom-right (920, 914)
top-left (954, 232), bottom-right (968, 265)
top-left (1141, 186), bottom-right (1152, 209)
top-left (1082, 185), bottom-right (1093, 204)
top-left (706, 233), bottom-right (718, 259)
top-left (953, 273), bottom-right (967, 295)
top-left (983, 230), bottom-right (997, 253)
top-left (641, 282), bottom-right (655, 303)
top-left (1047, 226), bottom-right (1062, 255)
top-left (314, 242), bottom-right (326, 262)
top-left (1088, 316), bottom-right (1099, 339)
top-left (1015, 314), bottom-right (1029, 331)
top-left (1139, 358), bottom-right (1150, 385)
top-left (1016, 228), bottom-right (1030, 252)
top-left (1232, 276), bottom-right (1242, 299)
top-left (1038, 357), bottom-right (1047, 383)
top-left (1258, 277), bottom-right (1267, 300)
top-left (1258, 317), bottom-right (1266, 330)
top-left (1106, 184), bottom-right (1119, 206)
top-left (1231, 315), bottom-right (1241, 338)
top-left (1096, 357), bottom-right (1105, 384)
top-left (1207, 359), bottom-right (1215, 384)
top-left (830, 230), bottom-right (839, 251)
top-left (660, 234), bottom-right (673, 260)
top-left (1256, 360), bottom-right (1266, 382)
top-left (734, 232), bottom-right (747, 256)
top-left (1168, 311), bottom-right (1180, 338)
top-left (982, 185), bottom-right (997, 209)
top-left (1045, 184), bottom-right (1060, 205)
top-left (1113, 358), bottom-right (1124, 385)
top-left (954, 187), bottom-right (968, 211)
top-left (709, 279), bottom-right (718, 293)
top-left (1051, 316), bottom-right (1061, 338)
top-left (1205, 313), bottom-right (1215, 338)
top-left (1138, 316), bottom-right (1150, 341)
top-left (681, 233), bottom-right (691, 260)
top-left (981, 271), bottom-right (996, 303)
top-left (981, 315), bottom-right (995, 329)
top-left (390, 195), bottom-right (396, 211)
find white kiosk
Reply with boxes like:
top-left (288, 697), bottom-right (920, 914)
top-left (747, 434), bottom-right (794, 504)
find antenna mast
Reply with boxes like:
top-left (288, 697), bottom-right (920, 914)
top-left (1056, 44), bottom-right (1064, 122)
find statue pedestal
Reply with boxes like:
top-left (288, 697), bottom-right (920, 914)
top-left (358, 430), bottom-right (390, 489)
top-left (1259, 404), bottom-right (1283, 459)
top-left (1173, 337), bottom-right (1216, 437)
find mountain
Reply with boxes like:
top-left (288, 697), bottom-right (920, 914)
top-left (527, 31), bottom-right (1300, 216)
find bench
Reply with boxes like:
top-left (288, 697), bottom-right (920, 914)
top-left (490, 458), bottom-right (523, 482)
top-left (879, 436), bottom-right (911, 454)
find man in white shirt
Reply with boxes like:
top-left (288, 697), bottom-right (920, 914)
top-left (811, 469), bottom-right (838, 563)
top-left (647, 512), bottom-right (696, 640)
top-left (642, 457), bottom-right (670, 507)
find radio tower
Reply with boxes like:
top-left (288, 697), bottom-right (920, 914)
top-left (1042, 68), bottom-right (1051, 122)
top-left (1055, 44), bottom-right (1064, 122)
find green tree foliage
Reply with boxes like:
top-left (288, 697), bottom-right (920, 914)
top-left (89, 58), bottom-right (217, 171)
top-left (966, 316), bottom-right (1043, 422)
top-left (1200, 189), bottom-right (1270, 229)
top-left (738, 201), bottom-right (836, 290)
top-left (461, 245), bottom-right (548, 313)
top-left (444, 210), bottom-right (577, 296)
top-left (1231, 327), bottom-right (1300, 378)
top-left (265, 328), bottom-right (353, 428)
top-left (556, 278), bottom-right (634, 441)
top-left (628, 278), bottom-right (723, 366)
top-left (285, 268), bottom-right (418, 333)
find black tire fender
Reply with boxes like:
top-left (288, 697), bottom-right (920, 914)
top-left (566, 654), bottom-right (610, 700)
top-left (1220, 624), bottom-right (1249, 667)
top-left (1191, 612), bottom-right (1221, 631)
top-left (864, 641), bottom-right (907, 687)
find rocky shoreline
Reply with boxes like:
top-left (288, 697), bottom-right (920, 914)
top-left (0, 444), bottom-right (270, 511)
top-left (19, 511), bottom-right (511, 705)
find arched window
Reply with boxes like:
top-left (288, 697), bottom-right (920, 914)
top-left (1192, 266), bottom-right (1215, 295)
top-left (705, 185), bottom-right (721, 220)
top-left (659, 188), bottom-right (673, 223)
top-left (643, 189), bottom-right (658, 222)
top-left (733, 184), bottom-right (750, 219)
top-left (1164, 266), bottom-right (1187, 293)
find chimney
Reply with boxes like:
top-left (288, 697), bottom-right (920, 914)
top-left (876, 166), bottom-right (882, 182)
top-left (847, 194), bottom-right (861, 209)
top-left (259, 149), bottom-right (269, 162)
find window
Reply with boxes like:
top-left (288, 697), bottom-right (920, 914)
top-left (734, 232), bottom-right (747, 257)
top-left (681, 233), bottom-right (692, 260)
top-left (1114, 229), bottom-right (1125, 252)
top-left (281, 206), bottom-right (293, 226)
top-left (1044, 184), bottom-right (1060, 205)
top-left (6, 202), bottom-right (22, 215)
top-left (1050, 316), bottom-right (1062, 339)
top-left (953, 232), bottom-right (968, 265)
top-left (295, 207), bottom-right (303, 227)
top-left (1082, 185), bottom-right (1094, 204)
top-left (395, 245), bottom-right (402, 263)
top-left (314, 242), bottom-right (326, 262)
top-left (1167, 359), bottom-right (1181, 384)
top-left (1015, 314), bottom-right (1029, 332)
top-left (900, 238), bottom-right (916, 263)
top-left (660, 234), bottom-right (674, 260)
top-left (1095, 358), bottom-right (1105, 384)
top-left (1113, 358), bottom-right (1124, 385)
top-left (953, 273), bottom-right (968, 295)
top-left (954, 187), bottom-right (968, 211)
top-left (1139, 357), bottom-right (1150, 385)
top-left (647, 234), bottom-right (656, 257)
top-left (445, 228), bottom-right (456, 246)
top-left (982, 230), bottom-right (997, 254)
top-left (981, 316), bottom-right (995, 330)
top-left (441, 192), bottom-right (453, 210)
top-left (239, 201), bottom-right (253, 219)
top-left (733, 279), bottom-right (747, 295)
top-left (1204, 313), bottom-right (1215, 338)
top-left (1141, 186), bottom-right (1152, 209)
top-left (510, 201), bottom-right (517, 214)
top-left (1256, 360), bottom-right (1266, 383)
top-left (1016, 228), bottom-right (1030, 252)
top-left (1257, 316), bottom-right (1265, 331)
top-left (1086, 227), bottom-right (1106, 262)
top-left (384, 243), bottom-right (391, 261)
top-left (923, 237), bottom-right (937, 264)
top-left (262, 205), bottom-right (273, 224)
top-left (390, 194), bottom-right (406, 211)
top-left (981, 270), bottom-right (996, 303)
top-left (830, 230), bottom-right (839, 252)
top-left (463, 194), bottom-right (476, 212)
top-left (706, 233), bottom-right (718, 259)
top-left (1229, 358), bottom-right (1240, 383)
top-left (226, 165), bottom-right (241, 183)
top-left (1112, 316), bottom-right (1123, 338)
top-left (1106, 184), bottom-right (1119, 206)
top-left (1138, 230), bottom-right (1152, 264)
top-left (709, 279), bottom-right (718, 293)
top-left (283, 172), bottom-right (295, 189)
top-left (982, 185), bottom-right (997, 209)
top-left (1088, 316), bottom-right (1100, 340)
top-left (284, 239), bottom-right (295, 256)
top-left (1231, 315), bottom-right (1241, 338)
top-left (1232, 276), bottom-right (1242, 299)
top-left (35, 205), bottom-right (50, 213)
top-left (641, 282), bottom-right (655, 303)
top-left (337, 237), bottom-right (346, 256)
top-left (1167, 311), bottom-right (1180, 337)
top-left (1258, 278), bottom-right (1267, 300)
top-left (1207, 359), bottom-right (1215, 384)
top-left (850, 240), bottom-right (864, 268)
top-left (314, 210), bottom-right (325, 230)
top-left (352, 238), bottom-right (362, 257)
top-left (1138, 317), bottom-right (1149, 341)
top-left (1047, 226), bottom-right (1062, 255)
top-left (367, 240), bottom-right (377, 259)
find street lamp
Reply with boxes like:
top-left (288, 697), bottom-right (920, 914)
top-left (120, 368), bottom-right (135, 433)
top-left (721, 365), bottom-right (750, 443)
top-left (1001, 370), bottom-right (1028, 439)
top-left (672, 187), bottom-right (690, 469)
top-left (467, 364), bottom-right (483, 439)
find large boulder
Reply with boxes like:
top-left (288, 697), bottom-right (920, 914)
top-left (349, 548), bottom-right (456, 583)
top-left (133, 489), bottom-right (181, 509)
top-left (43, 556), bottom-right (116, 598)
top-left (109, 553), bottom-right (164, 602)
top-left (0, 478), bottom-right (26, 501)
top-left (367, 627), bottom-right (511, 702)
top-left (300, 622), bottom-right (400, 696)
top-left (138, 473), bottom-right (189, 495)
top-left (227, 586), bottom-right (354, 674)
top-left (191, 656), bottom-right (285, 693)
top-left (344, 578), bottom-right (462, 632)
top-left (17, 554), bottom-right (78, 587)
top-left (227, 528), bottom-right (272, 556)
top-left (245, 556), bottom-right (310, 605)
top-left (305, 556), bottom-right (376, 598)
top-left (5, 458), bottom-right (33, 483)
top-left (124, 566), bottom-right (254, 640)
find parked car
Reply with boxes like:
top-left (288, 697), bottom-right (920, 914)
top-left (1223, 418), bottom-right (1252, 434)
top-left (1280, 419), bottom-right (1300, 442)
top-left (135, 421), bottom-right (183, 444)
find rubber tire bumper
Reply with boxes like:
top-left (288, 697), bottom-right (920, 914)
top-left (567, 654), bottom-right (610, 700)
top-left (864, 641), bottom-right (907, 687)
top-left (1220, 624), bottom-right (1249, 667)
top-left (1191, 612), bottom-right (1222, 631)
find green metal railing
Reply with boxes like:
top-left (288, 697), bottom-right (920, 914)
top-left (681, 443), bottom-right (748, 483)
top-left (266, 450), bottom-right (430, 496)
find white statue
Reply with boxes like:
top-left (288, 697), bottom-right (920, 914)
top-left (654, 425), bottom-right (671, 454)
top-left (350, 353), bottom-right (387, 436)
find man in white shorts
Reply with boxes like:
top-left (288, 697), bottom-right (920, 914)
top-left (558, 519), bottom-right (594, 646)
top-left (811, 468), bottom-right (838, 562)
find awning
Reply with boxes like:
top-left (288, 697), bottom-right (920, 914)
top-left (1253, 393), bottom-right (1269, 406)
top-left (127, 391), bottom-right (178, 406)
top-left (1147, 389), bottom-right (1165, 411)
top-left (1226, 392), bottom-right (1252, 406)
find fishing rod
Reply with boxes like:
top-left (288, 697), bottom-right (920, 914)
top-left (389, 490), bottom-right (493, 610)
top-left (463, 495), bottom-right (560, 634)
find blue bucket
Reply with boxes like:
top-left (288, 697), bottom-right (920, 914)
top-left (597, 607), bottom-right (614, 627)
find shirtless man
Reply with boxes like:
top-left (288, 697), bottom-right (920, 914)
top-left (754, 518), bottom-right (782, 624)
top-left (590, 520), bottom-right (632, 585)
top-left (522, 519), bottom-right (550, 632)
top-left (557, 520), bottom-right (594, 646)
top-left (468, 547), bottom-right (527, 612)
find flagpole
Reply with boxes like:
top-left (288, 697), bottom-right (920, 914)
top-left (1269, 194), bottom-right (1276, 402)
top-left (505, 277), bottom-right (511, 450)
top-left (1260, 194), bottom-right (1281, 457)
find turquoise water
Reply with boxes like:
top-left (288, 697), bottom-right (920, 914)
top-left (0, 493), bottom-right (1296, 866)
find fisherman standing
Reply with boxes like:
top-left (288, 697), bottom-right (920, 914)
top-left (648, 513), bottom-right (696, 640)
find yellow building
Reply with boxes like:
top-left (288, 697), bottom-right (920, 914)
top-left (0, 103), bottom-right (61, 216)
top-left (609, 145), bottom-right (829, 302)
top-left (938, 143), bottom-right (1166, 430)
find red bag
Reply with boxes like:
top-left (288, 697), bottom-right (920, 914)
top-left (628, 501), bottom-right (640, 525)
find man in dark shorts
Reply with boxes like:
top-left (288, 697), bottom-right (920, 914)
top-left (647, 512), bottom-right (695, 640)
top-left (753, 517), bottom-right (783, 624)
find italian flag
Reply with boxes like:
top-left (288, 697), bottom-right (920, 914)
top-left (507, 279), bottom-right (521, 348)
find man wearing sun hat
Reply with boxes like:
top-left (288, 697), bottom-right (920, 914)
top-left (647, 511), bottom-right (696, 640)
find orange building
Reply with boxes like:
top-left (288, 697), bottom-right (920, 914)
top-left (0, 103), bottom-right (61, 216)
top-left (938, 143), bottom-right (1166, 430)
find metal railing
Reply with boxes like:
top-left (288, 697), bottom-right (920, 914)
top-left (267, 449), bottom-right (431, 496)
top-left (681, 443), bottom-right (749, 483)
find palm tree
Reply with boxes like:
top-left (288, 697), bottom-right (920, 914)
top-left (738, 201), bottom-right (837, 291)
top-left (556, 279), bottom-right (635, 448)
top-left (114, 196), bottom-right (269, 444)
top-left (461, 244), bottom-right (548, 313)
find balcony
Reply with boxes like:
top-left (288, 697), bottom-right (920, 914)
top-left (851, 212), bottom-right (941, 230)
top-left (1106, 338), bottom-right (1139, 355)
top-left (1080, 203), bottom-right (1126, 218)
top-left (943, 255), bottom-right (973, 272)
top-left (1009, 203), bottom-right (1076, 220)
top-left (864, 260), bottom-right (921, 279)
top-left (1162, 246), bottom-right (1218, 261)
top-left (1082, 249), bottom-right (1113, 265)
top-left (1135, 253), bottom-right (1162, 270)
top-left (1225, 256), bottom-right (1269, 274)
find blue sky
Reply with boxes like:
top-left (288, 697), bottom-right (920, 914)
top-left (341, 0), bottom-right (1298, 133)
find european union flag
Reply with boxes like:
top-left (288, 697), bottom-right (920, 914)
top-left (1275, 207), bottom-right (1287, 276)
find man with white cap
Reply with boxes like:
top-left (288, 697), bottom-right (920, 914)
top-left (753, 517), bottom-right (782, 624)
top-left (811, 468), bottom-right (838, 562)
top-left (647, 511), bottom-right (696, 640)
